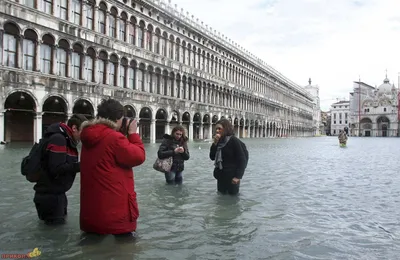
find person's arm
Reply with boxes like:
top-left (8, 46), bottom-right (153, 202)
top-left (114, 133), bottom-right (146, 168)
top-left (46, 133), bottom-right (80, 177)
top-left (209, 143), bottom-right (217, 160)
top-left (157, 139), bottom-right (174, 159)
top-left (232, 137), bottom-right (246, 179)
top-left (182, 143), bottom-right (190, 160)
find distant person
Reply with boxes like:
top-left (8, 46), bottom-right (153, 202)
top-left (338, 130), bottom-right (348, 144)
top-left (157, 126), bottom-right (190, 184)
top-left (209, 119), bottom-right (248, 195)
top-left (33, 114), bottom-right (88, 225)
top-left (79, 98), bottom-right (145, 239)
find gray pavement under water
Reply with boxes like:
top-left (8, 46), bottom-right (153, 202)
top-left (0, 137), bottom-right (399, 260)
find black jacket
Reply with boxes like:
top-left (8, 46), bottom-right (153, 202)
top-left (33, 123), bottom-right (80, 194)
top-left (210, 135), bottom-right (247, 179)
top-left (157, 134), bottom-right (190, 172)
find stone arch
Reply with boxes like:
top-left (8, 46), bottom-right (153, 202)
top-left (72, 98), bottom-right (95, 119)
top-left (4, 90), bottom-right (38, 142)
top-left (139, 106), bottom-right (152, 142)
top-left (123, 104), bottom-right (136, 118)
top-left (170, 110), bottom-right (179, 123)
top-left (42, 95), bottom-right (69, 131)
top-left (212, 115), bottom-right (218, 124)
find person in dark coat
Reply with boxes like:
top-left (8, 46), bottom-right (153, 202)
top-left (210, 119), bottom-right (247, 195)
top-left (33, 114), bottom-right (88, 225)
top-left (157, 125), bottom-right (190, 184)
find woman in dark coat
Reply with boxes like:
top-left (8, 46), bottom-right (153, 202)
top-left (210, 119), bottom-right (247, 195)
top-left (157, 126), bottom-right (190, 184)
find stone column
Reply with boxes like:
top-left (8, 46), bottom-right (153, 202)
top-left (150, 119), bottom-right (156, 143)
top-left (18, 35), bottom-right (24, 69)
top-left (188, 122), bottom-right (193, 141)
top-left (34, 112), bottom-right (43, 143)
top-left (242, 125), bottom-right (246, 138)
top-left (236, 124), bottom-right (240, 137)
top-left (208, 124), bottom-right (212, 139)
top-left (165, 122), bottom-right (170, 134)
top-left (35, 41), bottom-right (41, 72)
top-left (51, 45), bottom-right (57, 75)
top-left (199, 123), bottom-right (203, 139)
top-left (0, 112), bottom-right (4, 142)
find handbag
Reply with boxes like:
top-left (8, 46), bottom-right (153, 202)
top-left (153, 156), bottom-right (173, 173)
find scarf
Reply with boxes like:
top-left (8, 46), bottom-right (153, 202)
top-left (214, 135), bottom-right (232, 170)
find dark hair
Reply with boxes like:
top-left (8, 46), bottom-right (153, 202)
top-left (96, 98), bottom-right (124, 122)
top-left (67, 114), bottom-right (88, 129)
top-left (171, 125), bottom-right (188, 145)
top-left (215, 119), bottom-right (234, 136)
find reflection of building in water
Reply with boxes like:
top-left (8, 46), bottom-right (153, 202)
top-left (0, 0), bottom-right (315, 143)
top-left (349, 75), bottom-right (398, 137)
top-left (330, 100), bottom-right (350, 136)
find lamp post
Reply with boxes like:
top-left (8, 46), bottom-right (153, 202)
top-left (358, 78), bottom-right (361, 137)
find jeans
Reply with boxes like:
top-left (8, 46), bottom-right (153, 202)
top-left (165, 171), bottom-right (183, 184)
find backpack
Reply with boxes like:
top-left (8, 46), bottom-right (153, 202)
top-left (20, 137), bottom-right (49, 183)
top-left (238, 139), bottom-right (249, 169)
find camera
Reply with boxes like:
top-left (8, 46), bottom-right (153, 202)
top-left (119, 117), bottom-right (135, 136)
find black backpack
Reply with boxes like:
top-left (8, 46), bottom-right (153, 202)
top-left (20, 137), bottom-right (49, 183)
top-left (238, 139), bottom-right (249, 169)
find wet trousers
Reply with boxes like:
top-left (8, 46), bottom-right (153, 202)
top-left (34, 192), bottom-right (67, 225)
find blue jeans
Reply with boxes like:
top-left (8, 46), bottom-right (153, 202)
top-left (165, 171), bottom-right (183, 184)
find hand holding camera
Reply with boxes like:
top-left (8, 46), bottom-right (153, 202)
top-left (127, 119), bottom-right (137, 135)
top-left (120, 117), bottom-right (138, 136)
top-left (174, 146), bottom-right (184, 153)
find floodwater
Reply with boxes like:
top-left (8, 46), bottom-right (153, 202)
top-left (0, 137), bottom-right (399, 260)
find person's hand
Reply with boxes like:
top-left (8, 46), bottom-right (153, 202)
top-left (232, 178), bottom-right (240, 184)
top-left (127, 119), bottom-right (137, 135)
top-left (214, 134), bottom-right (221, 144)
top-left (178, 147), bottom-right (184, 153)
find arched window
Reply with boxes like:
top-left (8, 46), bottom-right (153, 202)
top-left (57, 0), bottom-right (68, 20)
top-left (3, 23), bottom-right (19, 68)
top-left (98, 2), bottom-right (107, 34)
top-left (137, 66), bottom-right (145, 91)
top-left (119, 12), bottom-right (128, 41)
top-left (129, 17), bottom-right (136, 45)
top-left (42, 0), bottom-right (52, 14)
top-left (23, 29), bottom-right (37, 71)
top-left (98, 51), bottom-right (107, 84)
top-left (85, 0), bottom-right (95, 30)
top-left (128, 61), bottom-right (136, 89)
top-left (175, 38), bottom-right (180, 62)
top-left (120, 57), bottom-right (128, 88)
top-left (161, 32), bottom-right (167, 56)
top-left (154, 28), bottom-right (161, 54)
top-left (72, 0), bottom-right (81, 24)
top-left (109, 7), bottom-right (118, 38)
top-left (57, 39), bottom-right (69, 77)
top-left (109, 54), bottom-right (118, 86)
top-left (138, 21), bottom-right (145, 48)
top-left (146, 24), bottom-right (153, 51)
top-left (71, 43), bottom-right (83, 79)
top-left (41, 34), bottom-right (54, 74)
top-left (85, 47), bottom-right (96, 82)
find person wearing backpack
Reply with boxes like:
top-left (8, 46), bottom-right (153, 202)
top-left (209, 118), bottom-right (248, 195)
top-left (32, 114), bottom-right (88, 225)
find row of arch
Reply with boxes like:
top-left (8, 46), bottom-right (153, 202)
top-left (1, 90), bottom-right (313, 142)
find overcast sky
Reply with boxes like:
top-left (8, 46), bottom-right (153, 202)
top-left (169, 0), bottom-right (400, 111)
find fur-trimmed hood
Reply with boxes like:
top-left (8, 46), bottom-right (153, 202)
top-left (80, 118), bottom-right (120, 148)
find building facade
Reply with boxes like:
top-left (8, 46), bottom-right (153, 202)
top-left (0, 0), bottom-right (314, 143)
top-left (349, 77), bottom-right (398, 137)
top-left (304, 78), bottom-right (322, 135)
top-left (330, 100), bottom-right (349, 136)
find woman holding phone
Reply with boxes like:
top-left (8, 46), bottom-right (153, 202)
top-left (157, 126), bottom-right (190, 184)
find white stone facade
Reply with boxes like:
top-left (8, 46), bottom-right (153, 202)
top-left (0, 0), bottom-right (314, 143)
top-left (330, 100), bottom-right (350, 135)
top-left (304, 78), bottom-right (322, 136)
top-left (349, 77), bottom-right (398, 137)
